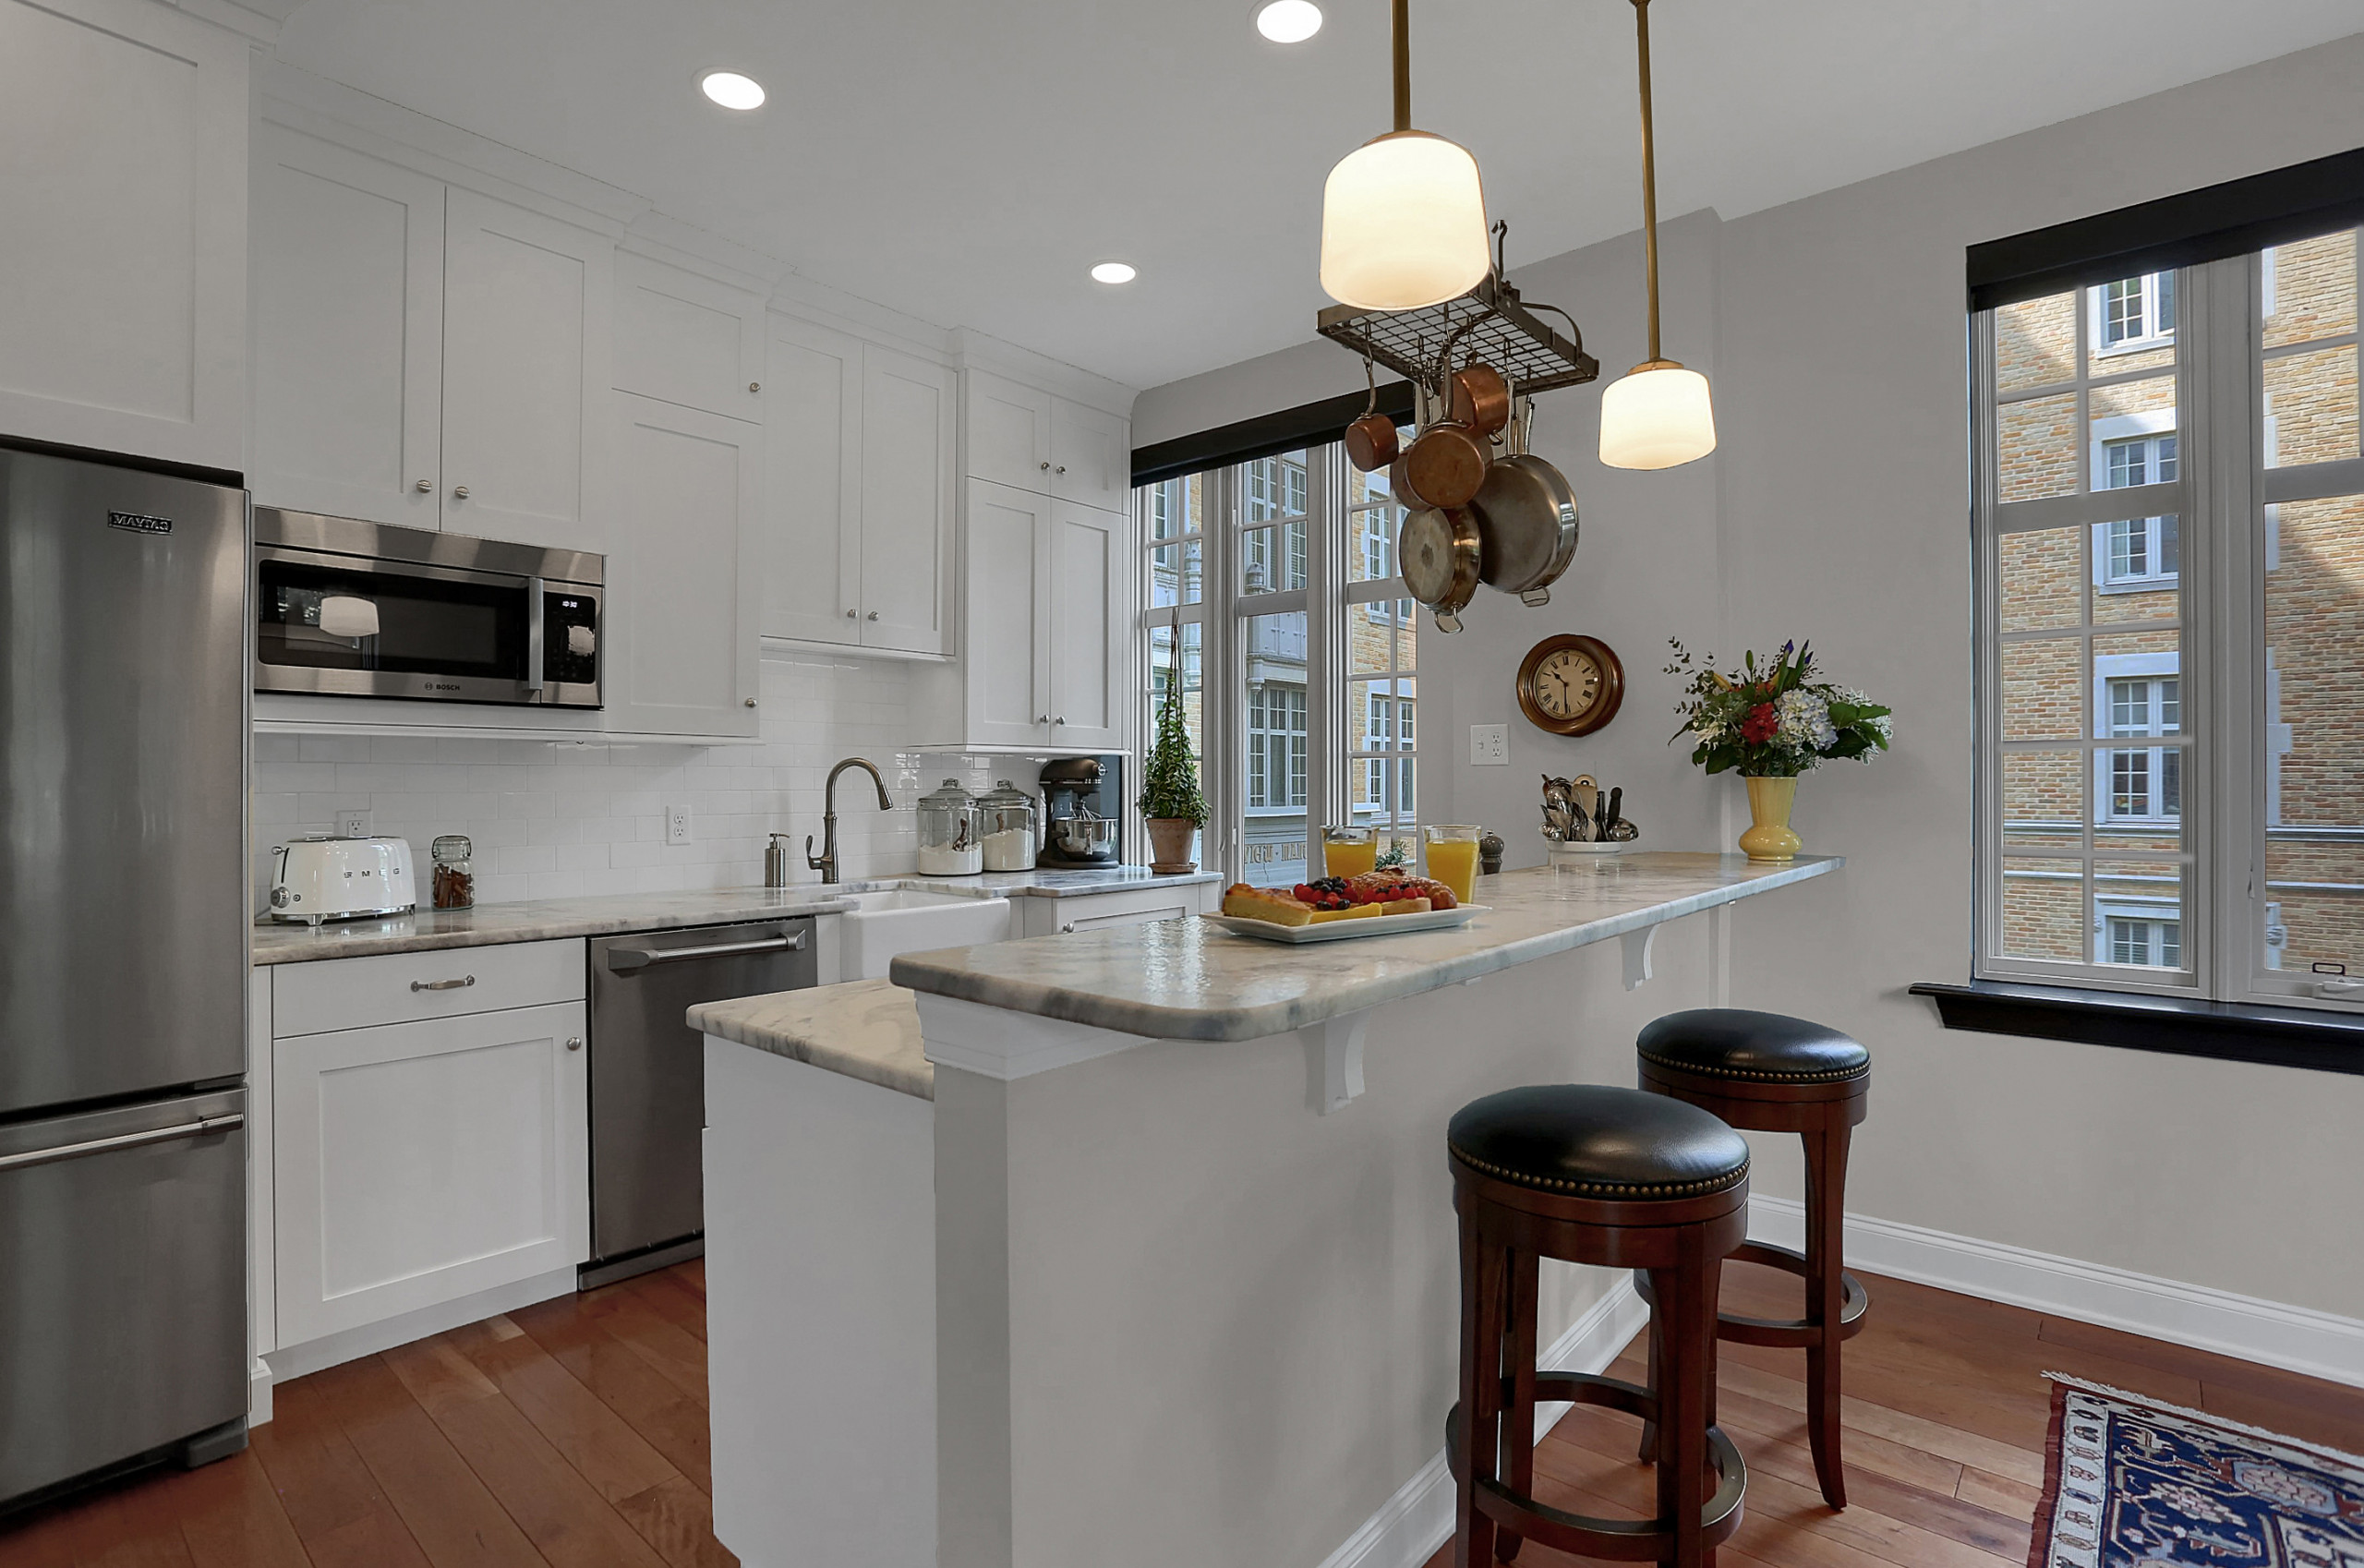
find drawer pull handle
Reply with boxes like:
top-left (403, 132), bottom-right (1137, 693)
top-left (0, 1114), bottom-right (244, 1174)
top-left (411, 976), bottom-right (476, 992)
top-left (605, 932), bottom-right (807, 972)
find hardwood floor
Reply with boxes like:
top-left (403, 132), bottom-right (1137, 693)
top-left (6, 1255), bottom-right (2358, 1568)
top-left (0, 1262), bottom-right (735, 1568)
top-left (1424, 1259), bottom-right (2364, 1568)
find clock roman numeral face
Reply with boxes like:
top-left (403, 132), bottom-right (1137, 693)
top-left (1536, 650), bottom-right (1600, 718)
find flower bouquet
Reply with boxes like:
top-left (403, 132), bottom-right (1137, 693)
top-left (1664, 639), bottom-right (1890, 861)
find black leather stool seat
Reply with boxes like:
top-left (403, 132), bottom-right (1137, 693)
top-left (1638, 1007), bottom-right (1869, 1085)
top-left (1448, 1084), bottom-right (1749, 1200)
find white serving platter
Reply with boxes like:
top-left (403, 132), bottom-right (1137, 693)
top-left (1203, 903), bottom-right (1488, 944)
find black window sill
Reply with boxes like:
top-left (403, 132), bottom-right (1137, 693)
top-left (1910, 979), bottom-right (2364, 1077)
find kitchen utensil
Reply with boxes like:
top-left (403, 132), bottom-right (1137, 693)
top-left (1397, 417), bottom-right (1490, 510)
top-left (1052, 811), bottom-right (1119, 859)
top-left (1039, 757), bottom-right (1122, 867)
top-left (269, 835), bottom-right (416, 925)
top-left (1470, 397), bottom-right (1579, 606)
top-left (1446, 361), bottom-right (1511, 437)
top-left (1600, 788), bottom-right (1623, 838)
top-left (1397, 504), bottom-right (1482, 633)
top-left (1344, 353), bottom-right (1399, 473)
top-left (1572, 776), bottom-right (1599, 830)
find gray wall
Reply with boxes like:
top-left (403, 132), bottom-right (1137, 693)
top-left (1132, 32), bottom-right (2364, 1322)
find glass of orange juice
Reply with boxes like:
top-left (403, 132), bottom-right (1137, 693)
top-left (1322, 825), bottom-right (1377, 879)
top-left (1422, 825), bottom-right (1482, 904)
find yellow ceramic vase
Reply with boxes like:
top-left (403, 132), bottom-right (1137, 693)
top-left (1738, 776), bottom-right (1802, 862)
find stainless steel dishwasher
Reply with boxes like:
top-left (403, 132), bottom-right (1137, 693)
top-left (585, 918), bottom-right (817, 1287)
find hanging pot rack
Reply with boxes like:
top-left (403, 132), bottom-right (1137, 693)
top-left (1316, 224), bottom-right (1599, 399)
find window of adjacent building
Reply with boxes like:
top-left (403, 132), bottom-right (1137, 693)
top-left (1976, 232), bottom-right (2364, 1010)
top-left (1137, 440), bottom-right (1417, 886)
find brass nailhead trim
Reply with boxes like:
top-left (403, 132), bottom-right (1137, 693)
top-left (1450, 1142), bottom-right (1749, 1199)
top-left (1638, 1047), bottom-right (1869, 1085)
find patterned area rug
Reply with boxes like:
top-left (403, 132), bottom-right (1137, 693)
top-left (2032, 1372), bottom-right (2364, 1566)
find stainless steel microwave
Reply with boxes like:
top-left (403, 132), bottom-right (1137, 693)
top-left (252, 508), bottom-right (602, 708)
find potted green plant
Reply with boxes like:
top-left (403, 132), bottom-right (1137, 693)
top-left (1665, 638), bottom-right (1891, 861)
top-left (1138, 653), bottom-right (1207, 874)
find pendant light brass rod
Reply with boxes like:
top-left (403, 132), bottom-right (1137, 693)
top-left (1632, 0), bottom-right (1661, 364)
top-left (1392, 0), bottom-right (1412, 132)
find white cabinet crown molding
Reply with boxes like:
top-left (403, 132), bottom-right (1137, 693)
top-left (948, 328), bottom-right (1136, 420)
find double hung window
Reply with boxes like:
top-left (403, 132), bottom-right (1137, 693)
top-left (1974, 229), bottom-right (2364, 1010)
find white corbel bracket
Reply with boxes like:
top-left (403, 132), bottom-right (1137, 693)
top-left (1301, 1013), bottom-right (1370, 1115)
top-left (1622, 924), bottom-right (1659, 991)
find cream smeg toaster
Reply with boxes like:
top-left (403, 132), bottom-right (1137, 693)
top-left (269, 835), bottom-right (417, 924)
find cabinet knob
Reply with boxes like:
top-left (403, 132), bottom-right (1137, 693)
top-left (1037, 714), bottom-right (1050, 724)
top-left (565, 1036), bottom-right (583, 1052)
top-left (866, 610), bottom-right (880, 621)
top-left (749, 381), bottom-right (762, 392)
top-left (744, 697), bottom-right (757, 708)
top-left (1055, 716), bottom-right (1067, 725)
top-left (1061, 923), bottom-right (1076, 935)
top-left (415, 478), bottom-right (433, 493)
top-left (1055, 465), bottom-right (1067, 475)
top-left (846, 608), bottom-right (858, 618)
top-left (1040, 461), bottom-right (1052, 471)
top-left (452, 485), bottom-right (470, 500)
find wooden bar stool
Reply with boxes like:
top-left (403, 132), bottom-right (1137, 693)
top-left (1634, 1009), bottom-right (1870, 1510)
top-left (1447, 1085), bottom-right (1751, 1567)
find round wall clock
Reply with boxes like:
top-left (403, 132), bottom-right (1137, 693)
top-left (1515, 634), bottom-right (1624, 737)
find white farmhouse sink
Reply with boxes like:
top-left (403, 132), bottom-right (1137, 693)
top-left (836, 887), bottom-right (1012, 980)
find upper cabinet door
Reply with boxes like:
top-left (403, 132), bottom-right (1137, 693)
top-left (613, 253), bottom-right (765, 423)
top-left (606, 394), bottom-right (762, 738)
top-left (963, 481), bottom-right (1052, 749)
top-left (249, 127), bottom-right (445, 528)
top-left (0, 0), bottom-right (246, 470)
top-left (858, 345), bottom-right (957, 655)
top-left (441, 189), bottom-right (613, 553)
top-left (764, 315), bottom-right (862, 645)
top-left (964, 370), bottom-right (1055, 492)
top-left (1050, 400), bottom-right (1131, 513)
top-left (1046, 501), bottom-right (1125, 751)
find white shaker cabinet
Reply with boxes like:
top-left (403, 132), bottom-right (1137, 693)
top-left (605, 393), bottom-right (763, 738)
top-left (249, 125), bottom-right (446, 528)
top-left (272, 998), bottom-right (588, 1348)
top-left (763, 318), bottom-right (955, 656)
top-left (963, 370), bottom-right (1130, 512)
top-left (613, 252), bottom-right (765, 424)
top-left (0, 0), bottom-right (247, 470)
top-left (1044, 501), bottom-right (1127, 750)
top-left (440, 189), bottom-right (614, 555)
top-left (1049, 400), bottom-right (1132, 513)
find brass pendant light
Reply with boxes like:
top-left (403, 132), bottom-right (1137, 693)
top-left (1598, 0), bottom-right (1717, 470)
top-left (1319, 0), bottom-right (1492, 311)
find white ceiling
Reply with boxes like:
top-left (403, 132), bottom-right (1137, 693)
top-left (274, 1), bottom-right (2364, 392)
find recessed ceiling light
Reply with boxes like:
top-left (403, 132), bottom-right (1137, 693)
top-left (699, 71), bottom-right (766, 111)
top-left (1254, 0), bottom-right (1322, 43)
top-left (1091, 261), bottom-right (1138, 285)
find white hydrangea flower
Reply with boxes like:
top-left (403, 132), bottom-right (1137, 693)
top-left (1775, 689), bottom-right (1837, 751)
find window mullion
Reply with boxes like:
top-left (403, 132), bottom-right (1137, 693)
top-left (2200, 252), bottom-right (2261, 1003)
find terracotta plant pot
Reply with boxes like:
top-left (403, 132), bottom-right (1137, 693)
top-left (1144, 817), bottom-right (1200, 874)
top-left (1738, 776), bottom-right (1802, 862)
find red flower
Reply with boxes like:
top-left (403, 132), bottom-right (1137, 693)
top-left (1742, 703), bottom-right (1780, 744)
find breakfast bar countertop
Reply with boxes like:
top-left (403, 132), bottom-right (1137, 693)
top-left (890, 851), bottom-right (1841, 1043)
top-left (692, 978), bottom-right (930, 1100)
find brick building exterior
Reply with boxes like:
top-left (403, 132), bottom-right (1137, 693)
top-left (1993, 229), bottom-right (2362, 973)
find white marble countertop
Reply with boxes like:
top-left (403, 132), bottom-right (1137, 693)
top-left (250, 866), bottom-right (1217, 964)
top-left (692, 979), bottom-right (930, 1100)
top-left (889, 852), bottom-right (1840, 1043)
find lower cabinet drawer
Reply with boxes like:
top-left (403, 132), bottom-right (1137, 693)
top-left (1019, 887), bottom-right (1202, 938)
top-left (271, 938), bottom-right (586, 1037)
top-left (273, 1001), bottom-right (588, 1347)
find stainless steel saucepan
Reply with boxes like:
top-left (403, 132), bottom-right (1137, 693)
top-left (1398, 504), bottom-right (1482, 633)
top-left (1469, 397), bottom-right (1578, 606)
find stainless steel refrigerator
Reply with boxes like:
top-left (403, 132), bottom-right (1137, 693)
top-left (0, 442), bottom-right (251, 1507)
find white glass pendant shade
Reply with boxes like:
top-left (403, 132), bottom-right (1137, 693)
top-left (1320, 131), bottom-right (1491, 311)
top-left (1598, 361), bottom-right (1717, 470)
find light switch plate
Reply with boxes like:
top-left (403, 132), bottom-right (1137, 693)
top-left (1469, 724), bottom-right (1510, 766)
top-left (335, 809), bottom-right (370, 838)
top-left (665, 803), bottom-right (694, 846)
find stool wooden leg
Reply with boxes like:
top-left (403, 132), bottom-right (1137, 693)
top-left (1635, 1281), bottom-right (1662, 1462)
top-left (1454, 1215), bottom-right (1504, 1568)
top-left (1499, 1249), bottom-right (1540, 1562)
top-left (1653, 1231), bottom-right (1716, 1568)
top-left (1803, 1123), bottom-right (1851, 1510)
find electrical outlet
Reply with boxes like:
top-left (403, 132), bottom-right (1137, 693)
top-left (336, 809), bottom-right (371, 838)
top-left (665, 803), bottom-right (694, 846)
top-left (1469, 724), bottom-right (1510, 766)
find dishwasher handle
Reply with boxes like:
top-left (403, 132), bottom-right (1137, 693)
top-left (0, 1113), bottom-right (245, 1175)
top-left (604, 930), bottom-right (809, 972)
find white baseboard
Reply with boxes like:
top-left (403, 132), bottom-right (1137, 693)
top-left (1315, 1279), bottom-right (1650, 1568)
top-left (258, 1264), bottom-right (580, 1400)
top-left (1748, 1195), bottom-right (2364, 1391)
top-left (247, 1357), bottom-right (273, 1428)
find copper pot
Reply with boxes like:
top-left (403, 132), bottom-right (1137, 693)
top-left (1345, 412), bottom-right (1398, 473)
top-left (1446, 363), bottom-right (1510, 437)
top-left (1394, 419), bottom-right (1490, 510)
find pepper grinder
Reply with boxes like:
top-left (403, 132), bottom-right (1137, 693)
top-left (766, 833), bottom-right (792, 887)
top-left (1478, 830), bottom-right (1505, 877)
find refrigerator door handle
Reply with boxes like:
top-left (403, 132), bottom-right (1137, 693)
top-left (0, 1113), bottom-right (244, 1175)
